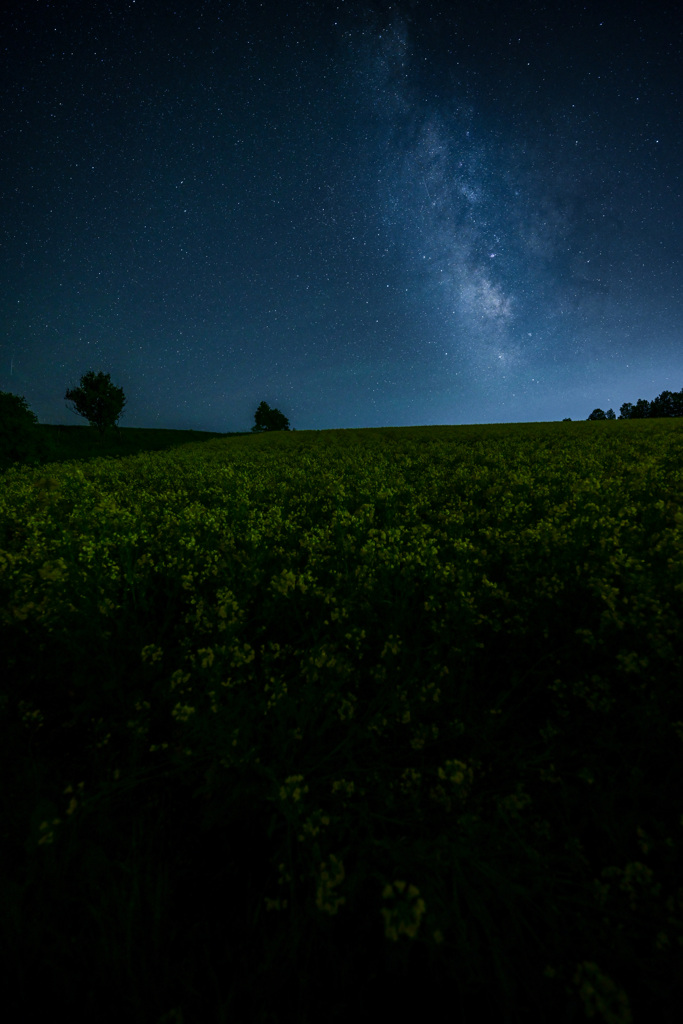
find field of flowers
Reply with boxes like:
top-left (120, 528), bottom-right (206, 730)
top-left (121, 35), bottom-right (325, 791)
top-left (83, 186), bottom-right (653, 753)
top-left (1, 419), bottom-right (682, 1023)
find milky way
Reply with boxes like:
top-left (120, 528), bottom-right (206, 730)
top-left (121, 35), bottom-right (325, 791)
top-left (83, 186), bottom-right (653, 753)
top-left (1, 1), bottom-right (681, 430)
top-left (342, 8), bottom-right (681, 420)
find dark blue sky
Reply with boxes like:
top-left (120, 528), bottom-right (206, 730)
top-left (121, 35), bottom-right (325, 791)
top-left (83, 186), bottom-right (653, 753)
top-left (1, 0), bottom-right (681, 431)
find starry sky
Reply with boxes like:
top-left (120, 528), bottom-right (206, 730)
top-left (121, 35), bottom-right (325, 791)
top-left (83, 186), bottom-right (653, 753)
top-left (1, 0), bottom-right (681, 432)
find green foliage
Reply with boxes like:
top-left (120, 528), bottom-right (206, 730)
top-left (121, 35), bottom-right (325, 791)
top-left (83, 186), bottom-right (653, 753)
top-left (64, 370), bottom-right (126, 436)
top-left (2, 419), bottom-right (682, 1022)
top-left (251, 400), bottom-right (290, 432)
top-left (0, 391), bottom-right (56, 470)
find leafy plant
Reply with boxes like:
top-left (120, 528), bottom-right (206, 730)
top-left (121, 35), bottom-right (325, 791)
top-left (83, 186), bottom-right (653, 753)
top-left (2, 420), bottom-right (681, 1023)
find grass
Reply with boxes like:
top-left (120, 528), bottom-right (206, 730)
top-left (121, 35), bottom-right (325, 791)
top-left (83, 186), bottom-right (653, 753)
top-left (32, 422), bottom-right (251, 462)
top-left (1, 418), bottom-right (682, 1023)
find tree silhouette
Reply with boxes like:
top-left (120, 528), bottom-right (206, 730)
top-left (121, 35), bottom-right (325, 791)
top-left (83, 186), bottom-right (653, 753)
top-left (251, 401), bottom-right (290, 432)
top-left (619, 388), bottom-right (683, 418)
top-left (587, 408), bottom-right (616, 420)
top-left (64, 371), bottom-right (126, 438)
top-left (591, 385), bottom-right (683, 420)
top-left (0, 391), bottom-right (53, 469)
top-left (630, 398), bottom-right (651, 419)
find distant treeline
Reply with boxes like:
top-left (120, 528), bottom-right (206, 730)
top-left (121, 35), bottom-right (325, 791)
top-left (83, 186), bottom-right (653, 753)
top-left (582, 385), bottom-right (683, 421)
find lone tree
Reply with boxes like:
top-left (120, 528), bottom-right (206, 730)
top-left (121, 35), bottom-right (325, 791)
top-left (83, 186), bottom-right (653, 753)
top-left (64, 371), bottom-right (126, 438)
top-left (251, 401), bottom-right (290, 432)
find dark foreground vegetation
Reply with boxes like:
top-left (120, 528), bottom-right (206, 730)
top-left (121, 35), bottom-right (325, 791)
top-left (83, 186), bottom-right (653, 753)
top-left (24, 421), bottom-right (250, 467)
top-left (1, 419), bottom-right (682, 1023)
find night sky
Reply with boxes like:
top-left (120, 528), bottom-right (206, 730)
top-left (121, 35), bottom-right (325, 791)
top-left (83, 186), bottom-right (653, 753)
top-left (2, 0), bottom-right (681, 432)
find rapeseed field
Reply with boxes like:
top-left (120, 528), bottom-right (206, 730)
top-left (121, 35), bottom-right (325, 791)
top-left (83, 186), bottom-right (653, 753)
top-left (1, 419), bottom-right (682, 1023)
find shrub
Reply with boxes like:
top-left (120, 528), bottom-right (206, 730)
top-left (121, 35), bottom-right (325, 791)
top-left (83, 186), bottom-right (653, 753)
top-left (0, 391), bottom-right (54, 471)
